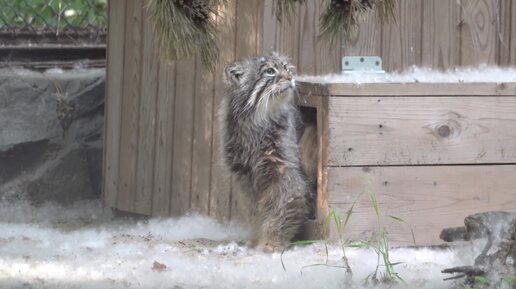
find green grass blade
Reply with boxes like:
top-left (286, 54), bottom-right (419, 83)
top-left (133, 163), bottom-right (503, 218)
top-left (370, 191), bottom-right (380, 222)
top-left (280, 239), bottom-right (327, 271)
top-left (387, 215), bottom-right (416, 245)
top-left (343, 193), bottom-right (363, 228)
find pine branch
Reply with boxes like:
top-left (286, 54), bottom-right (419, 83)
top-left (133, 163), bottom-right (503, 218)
top-left (319, 0), bottom-right (398, 45)
top-left (146, 0), bottom-right (225, 70)
top-left (273, 0), bottom-right (305, 22)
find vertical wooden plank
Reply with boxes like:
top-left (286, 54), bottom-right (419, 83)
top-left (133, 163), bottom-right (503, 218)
top-left (510, 0), bottom-right (516, 66)
top-left (421, 0), bottom-right (460, 69)
top-left (116, 0), bottom-right (143, 212)
top-left (274, 0), bottom-right (300, 67)
top-left (341, 10), bottom-right (382, 58)
top-left (230, 0), bottom-right (264, 223)
top-left (381, 0), bottom-right (422, 71)
top-left (459, 0), bottom-right (498, 66)
top-left (210, 0), bottom-right (237, 221)
top-left (190, 59), bottom-right (215, 214)
top-left (262, 0), bottom-right (276, 53)
top-left (314, 0), bottom-right (340, 74)
top-left (103, 0), bottom-right (126, 207)
top-left (134, 6), bottom-right (159, 215)
top-left (170, 58), bottom-right (196, 216)
top-left (152, 62), bottom-right (176, 217)
top-left (297, 0), bottom-right (317, 74)
top-left (498, 0), bottom-right (512, 66)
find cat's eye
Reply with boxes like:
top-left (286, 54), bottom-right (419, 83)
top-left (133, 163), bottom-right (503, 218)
top-left (265, 68), bottom-right (276, 75)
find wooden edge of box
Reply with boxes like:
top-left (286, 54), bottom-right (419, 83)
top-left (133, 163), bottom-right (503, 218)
top-left (298, 94), bottom-right (330, 240)
top-left (297, 81), bottom-right (516, 96)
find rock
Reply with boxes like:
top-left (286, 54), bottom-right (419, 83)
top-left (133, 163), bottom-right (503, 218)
top-left (0, 70), bottom-right (61, 151)
top-left (0, 68), bottom-right (105, 204)
top-left (25, 145), bottom-right (97, 204)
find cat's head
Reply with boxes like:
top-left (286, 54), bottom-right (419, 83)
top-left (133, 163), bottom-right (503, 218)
top-left (224, 53), bottom-right (296, 116)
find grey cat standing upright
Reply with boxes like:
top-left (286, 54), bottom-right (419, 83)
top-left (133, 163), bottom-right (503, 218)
top-left (219, 53), bottom-right (311, 251)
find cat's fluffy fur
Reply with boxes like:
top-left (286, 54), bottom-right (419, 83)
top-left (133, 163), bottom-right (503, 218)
top-left (219, 53), bottom-right (311, 251)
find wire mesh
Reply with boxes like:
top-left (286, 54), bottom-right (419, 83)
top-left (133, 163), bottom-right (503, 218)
top-left (0, 0), bottom-right (107, 45)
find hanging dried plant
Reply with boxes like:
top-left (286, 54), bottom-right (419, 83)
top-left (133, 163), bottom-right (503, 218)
top-left (146, 0), bottom-right (225, 70)
top-left (320, 0), bottom-right (397, 45)
top-left (273, 0), bottom-right (305, 22)
top-left (272, 0), bottom-right (397, 45)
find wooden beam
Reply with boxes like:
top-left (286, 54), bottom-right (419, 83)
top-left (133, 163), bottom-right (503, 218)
top-left (116, 0), bottom-right (143, 212)
top-left (103, 0), bottom-right (126, 207)
top-left (134, 7), bottom-right (159, 215)
top-left (297, 81), bottom-right (516, 96)
top-left (152, 62), bottom-right (176, 217)
top-left (190, 58), bottom-right (215, 214)
top-left (170, 58), bottom-right (196, 216)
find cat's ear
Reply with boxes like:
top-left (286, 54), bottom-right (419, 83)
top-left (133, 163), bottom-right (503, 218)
top-left (224, 62), bottom-right (245, 85)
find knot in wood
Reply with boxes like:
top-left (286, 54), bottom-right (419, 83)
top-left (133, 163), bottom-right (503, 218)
top-left (437, 125), bottom-right (451, 138)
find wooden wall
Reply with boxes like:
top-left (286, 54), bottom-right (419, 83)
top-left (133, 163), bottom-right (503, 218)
top-left (267, 0), bottom-right (516, 71)
top-left (103, 0), bottom-right (516, 222)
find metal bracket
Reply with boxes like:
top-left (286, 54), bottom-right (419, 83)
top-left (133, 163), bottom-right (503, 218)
top-left (342, 56), bottom-right (384, 74)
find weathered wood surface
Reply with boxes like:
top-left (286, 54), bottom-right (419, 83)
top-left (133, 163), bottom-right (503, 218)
top-left (421, 0), bottom-right (459, 69)
top-left (134, 9), bottom-right (159, 215)
top-left (152, 62), bottom-right (175, 216)
top-left (381, 0), bottom-right (422, 71)
top-left (327, 165), bottom-right (516, 245)
top-left (327, 96), bottom-right (516, 166)
top-left (209, 0), bottom-right (237, 221)
top-left (297, 81), bottom-right (516, 96)
top-left (170, 58), bottom-right (196, 216)
top-left (190, 58), bottom-right (214, 214)
top-left (103, 0), bottom-right (126, 207)
top-left (459, 0), bottom-right (498, 66)
top-left (116, 0), bottom-right (142, 212)
top-left (230, 0), bottom-right (264, 224)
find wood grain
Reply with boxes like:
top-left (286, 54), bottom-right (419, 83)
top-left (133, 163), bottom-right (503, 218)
top-left (341, 9), bottom-right (382, 58)
top-left (421, 0), bottom-right (460, 69)
top-left (152, 62), bottom-right (176, 216)
top-left (510, 0), bottom-right (516, 66)
top-left (209, 0), bottom-right (237, 221)
top-left (314, 0), bottom-right (341, 74)
top-left (297, 81), bottom-right (516, 96)
top-left (262, 0), bottom-right (276, 54)
top-left (190, 59), bottom-right (214, 214)
top-left (170, 58), bottom-right (196, 216)
top-left (459, 0), bottom-right (498, 66)
top-left (116, 0), bottom-right (142, 212)
top-left (297, 0), bottom-right (316, 74)
top-left (327, 165), bottom-right (516, 245)
top-left (230, 0), bottom-right (264, 223)
top-left (103, 0), bottom-right (126, 207)
top-left (498, 0), bottom-right (512, 66)
top-left (134, 10), bottom-right (159, 215)
top-left (274, 0), bottom-right (300, 67)
top-left (381, 0), bottom-right (422, 71)
top-left (327, 96), bottom-right (516, 166)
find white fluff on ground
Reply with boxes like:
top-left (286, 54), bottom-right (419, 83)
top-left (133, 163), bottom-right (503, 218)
top-left (0, 199), bottom-right (475, 289)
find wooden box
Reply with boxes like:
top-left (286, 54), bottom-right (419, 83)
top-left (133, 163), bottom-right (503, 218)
top-left (298, 81), bottom-right (516, 245)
